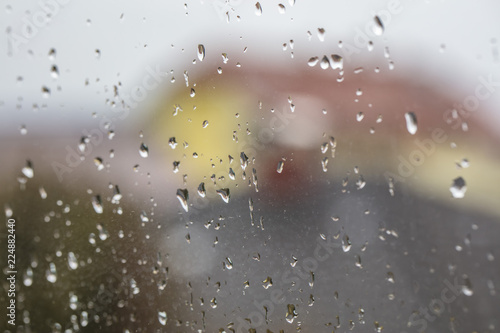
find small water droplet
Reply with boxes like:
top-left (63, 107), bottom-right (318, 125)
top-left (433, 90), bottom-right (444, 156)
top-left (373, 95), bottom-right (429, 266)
top-left (240, 152), bottom-right (249, 170)
top-left (92, 195), bottom-right (103, 214)
top-left (278, 3), bottom-right (286, 14)
top-left (158, 311), bottom-right (167, 326)
top-left (68, 252), bottom-right (78, 270)
top-left (356, 112), bottom-right (364, 122)
top-left (450, 177), bottom-right (467, 198)
top-left (342, 234), bottom-right (352, 252)
top-left (262, 276), bottom-right (273, 289)
top-left (277, 160), bottom-right (284, 173)
top-left (197, 182), bottom-right (206, 197)
top-left (168, 137), bottom-right (177, 149)
top-left (202, 120), bottom-right (209, 128)
top-left (140, 211), bottom-right (149, 222)
top-left (190, 88), bottom-right (196, 97)
top-left (23, 267), bottom-right (33, 286)
top-left (176, 188), bottom-right (189, 212)
top-left (41, 86), bottom-right (51, 98)
top-left (321, 157), bottom-right (328, 172)
top-left (50, 65), bottom-right (59, 79)
top-left (22, 160), bottom-right (34, 178)
top-left (48, 48), bottom-right (56, 61)
top-left (255, 2), bottom-right (262, 16)
top-left (139, 143), bottom-right (149, 158)
top-left (46, 262), bottom-right (57, 283)
top-left (372, 16), bottom-right (384, 36)
top-left (330, 54), bottom-right (343, 70)
top-left (317, 28), bottom-right (326, 42)
top-left (197, 44), bottom-right (205, 61)
top-left (404, 111), bottom-right (418, 135)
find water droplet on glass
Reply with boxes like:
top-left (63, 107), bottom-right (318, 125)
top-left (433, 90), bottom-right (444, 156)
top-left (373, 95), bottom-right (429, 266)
top-left (92, 195), bottom-right (103, 214)
top-left (68, 252), bottom-right (78, 270)
top-left (255, 2), bottom-right (262, 16)
top-left (94, 157), bottom-right (104, 171)
top-left (278, 3), bottom-right (286, 14)
top-left (139, 143), bottom-right (149, 158)
top-left (22, 160), bottom-right (34, 178)
top-left (356, 112), bottom-right (364, 122)
top-left (330, 54), bottom-right (343, 70)
top-left (404, 111), bottom-right (418, 135)
top-left (140, 211), bottom-right (149, 222)
top-left (372, 16), bottom-right (384, 36)
top-left (308, 56), bottom-right (319, 67)
top-left (50, 65), bottom-right (59, 79)
top-left (23, 267), bottom-right (33, 286)
top-left (277, 160), bottom-right (284, 173)
top-left (286, 304), bottom-right (298, 323)
top-left (202, 120), bottom-right (209, 128)
top-left (168, 137), bottom-right (177, 149)
top-left (317, 28), bottom-right (325, 42)
top-left (197, 182), bottom-right (206, 197)
top-left (190, 88), bottom-right (196, 97)
top-left (217, 188), bottom-right (230, 203)
top-left (48, 48), bottom-right (56, 61)
top-left (197, 44), bottom-right (205, 61)
top-left (176, 188), bottom-right (189, 212)
top-left (450, 177), bottom-right (467, 198)
top-left (46, 262), bottom-right (57, 283)
top-left (262, 276), bottom-right (273, 289)
top-left (461, 276), bottom-right (474, 296)
top-left (321, 157), bottom-right (328, 172)
top-left (41, 86), bottom-right (51, 98)
top-left (342, 234), bottom-right (352, 252)
top-left (240, 152), bottom-right (249, 170)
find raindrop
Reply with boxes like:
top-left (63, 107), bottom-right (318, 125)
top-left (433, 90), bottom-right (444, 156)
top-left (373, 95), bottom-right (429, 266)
top-left (342, 234), bottom-right (352, 252)
top-left (94, 157), bottom-right (104, 171)
top-left (22, 160), bottom-right (34, 178)
top-left (462, 276), bottom-right (474, 296)
top-left (140, 211), bottom-right (149, 222)
top-left (176, 189), bottom-right (189, 212)
top-left (317, 28), bottom-right (325, 42)
top-left (139, 143), bottom-right (149, 158)
top-left (19, 125), bottom-right (27, 135)
top-left (197, 44), bottom-right (205, 61)
top-left (404, 112), bottom-right (418, 135)
top-left (95, 49), bottom-right (101, 59)
top-left (356, 112), bottom-right (364, 122)
top-left (229, 168), bottom-right (236, 180)
top-left (39, 186), bottom-right (47, 199)
top-left (202, 120), bottom-right (209, 128)
top-left (222, 53), bottom-right (229, 63)
top-left (92, 195), bottom-right (103, 214)
top-left (173, 161), bottom-right (180, 173)
top-left (50, 65), bottom-right (59, 79)
top-left (450, 177), bottom-right (467, 198)
top-left (41, 86), bottom-right (51, 98)
top-left (372, 16), bottom-right (384, 36)
top-left (278, 3), bottom-right (286, 14)
top-left (262, 276), bottom-right (273, 289)
top-left (80, 311), bottom-right (89, 327)
top-left (255, 2), bottom-right (262, 16)
top-left (23, 267), bottom-right (33, 286)
top-left (277, 160), bottom-right (284, 173)
top-left (321, 157), bottom-right (328, 172)
top-left (217, 188), bottom-right (230, 203)
top-left (168, 137), bottom-right (177, 149)
top-left (197, 182), bottom-right (206, 197)
top-left (158, 309), bottom-right (167, 322)
top-left (307, 56), bottom-right (319, 67)
top-left (190, 88), bottom-right (195, 97)
top-left (320, 55), bottom-right (330, 69)
top-left (330, 54), bottom-right (343, 70)
top-left (68, 252), bottom-right (78, 270)
top-left (48, 48), bottom-right (56, 61)
top-left (46, 262), bottom-right (57, 283)
top-left (240, 152), bottom-right (249, 170)
top-left (286, 304), bottom-right (298, 323)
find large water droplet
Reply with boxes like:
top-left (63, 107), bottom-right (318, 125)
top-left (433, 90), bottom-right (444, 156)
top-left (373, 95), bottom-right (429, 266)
top-left (197, 182), bottom-right (206, 197)
top-left (277, 160), bottom-right (284, 173)
top-left (450, 177), bottom-right (467, 198)
top-left (320, 55), bottom-right (330, 69)
top-left (404, 112), bottom-right (418, 135)
top-left (46, 262), bottom-right (57, 283)
top-left (317, 28), bottom-right (325, 42)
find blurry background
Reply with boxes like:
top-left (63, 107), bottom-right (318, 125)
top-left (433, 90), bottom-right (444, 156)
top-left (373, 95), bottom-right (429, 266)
top-left (1, 0), bottom-right (500, 332)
